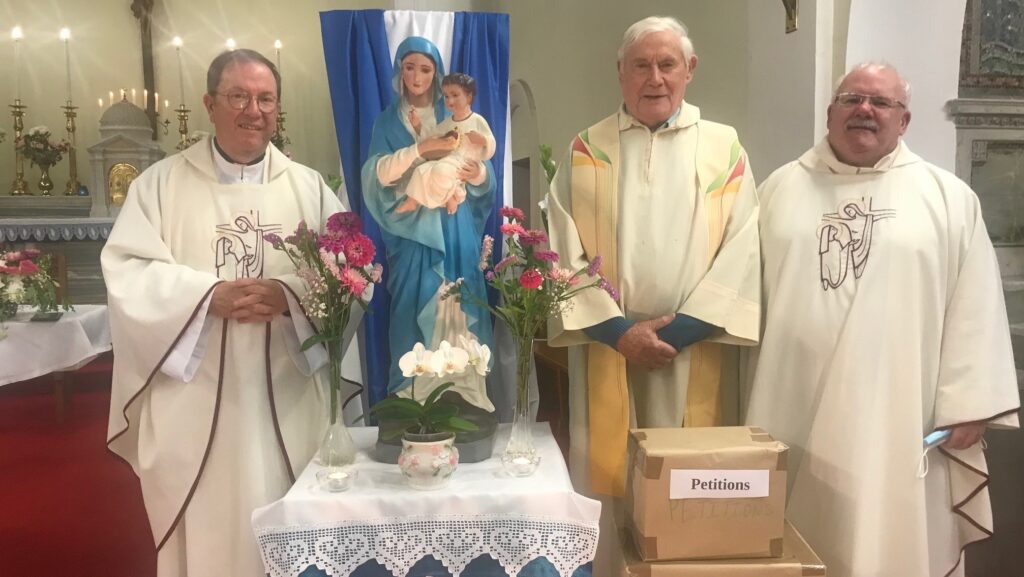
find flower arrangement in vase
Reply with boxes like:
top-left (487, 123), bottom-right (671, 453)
top-left (369, 338), bottom-right (491, 489)
top-left (264, 212), bottom-right (381, 468)
top-left (15, 126), bottom-right (69, 195)
top-left (0, 249), bottom-right (68, 335)
top-left (444, 206), bottom-right (612, 476)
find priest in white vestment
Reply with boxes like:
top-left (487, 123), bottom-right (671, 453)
top-left (747, 63), bottom-right (1021, 577)
top-left (102, 50), bottom-right (350, 577)
top-left (546, 17), bottom-right (760, 575)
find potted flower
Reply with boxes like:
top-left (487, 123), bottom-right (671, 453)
top-left (444, 206), bottom-right (612, 476)
top-left (15, 126), bottom-right (69, 195)
top-left (264, 212), bottom-right (382, 468)
top-left (369, 339), bottom-right (490, 490)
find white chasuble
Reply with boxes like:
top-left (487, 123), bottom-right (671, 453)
top-left (102, 136), bottom-right (346, 577)
top-left (747, 139), bottom-right (1020, 577)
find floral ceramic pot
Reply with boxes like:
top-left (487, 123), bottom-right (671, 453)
top-left (398, 431), bottom-right (459, 490)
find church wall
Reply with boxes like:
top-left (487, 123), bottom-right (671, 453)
top-left (501, 0), bottom-right (750, 167)
top-left (846, 0), bottom-right (967, 172)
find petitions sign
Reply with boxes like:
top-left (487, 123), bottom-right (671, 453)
top-left (670, 470), bottom-right (770, 499)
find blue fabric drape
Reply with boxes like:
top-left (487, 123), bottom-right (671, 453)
top-left (450, 12), bottom-right (510, 261)
top-left (320, 9), bottom-right (394, 407)
top-left (320, 10), bottom-right (510, 407)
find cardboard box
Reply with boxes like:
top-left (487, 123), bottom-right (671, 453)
top-left (626, 427), bottom-right (788, 561)
top-left (620, 520), bottom-right (826, 577)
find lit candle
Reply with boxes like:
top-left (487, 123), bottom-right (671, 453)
top-left (143, 88), bottom-right (148, 110)
top-left (109, 90), bottom-right (114, 106)
top-left (172, 36), bottom-right (185, 105)
top-left (154, 91), bottom-right (158, 108)
top-left (316, 468), bottom-right (354, 492)
top-left (274, 39), bottom-right (282, 72)
top-left (131, 88), bottom-right (136, 105)
top-left (60, 28), bottom-right (71, 102)
top-left (12, 26), bottom-right (23, 101)
top-left (98, 98), bottom-right (103, 108)
top-left (164, 99), bottom-right (169, 110)
top-left (225, 38), bottom-right (236, 51)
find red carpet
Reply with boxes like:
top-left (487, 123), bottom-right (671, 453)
top-left (0, 363), bottom-right (156, 577)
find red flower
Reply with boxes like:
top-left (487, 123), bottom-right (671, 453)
top-left (519, 229), bottom-right (548, 246)
top-left (343, 233), bottom-right (376, 267)
top-left (318, 232), bottom-right (345, 255)
top-left (519, 268), bottom-right (543, 290)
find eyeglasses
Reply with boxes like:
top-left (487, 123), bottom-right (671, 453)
top-left (215, 91), bottom-right (278, 113)
top-left (833, 92), bottom-right (905, 110)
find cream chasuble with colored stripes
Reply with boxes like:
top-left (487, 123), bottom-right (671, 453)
top-left (547, 103), bottom-right (760, 496)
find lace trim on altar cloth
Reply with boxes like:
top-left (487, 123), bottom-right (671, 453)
top-left (255, 514), bottom-right (599, 577)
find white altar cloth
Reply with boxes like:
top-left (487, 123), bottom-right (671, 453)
top-left (252, 424), bottom-right (601, 577)
top-left (0, 304), bottom-right (111, 386)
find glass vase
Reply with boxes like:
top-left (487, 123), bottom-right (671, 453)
top-left (38, 164), bottom-right (54, 196)
top-left (316, 345), bottom-right (356, 467)
top-left (501, 335), bottom-right (541, 476)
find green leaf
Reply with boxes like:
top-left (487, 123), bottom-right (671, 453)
top-left (445, 416), bottom-right (479, 432)
top-left (300, 333), bottom-right (331, 352)
top-left (423, 382), bottom-right (457, 407)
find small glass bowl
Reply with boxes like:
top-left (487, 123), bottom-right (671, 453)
top-left (316, 467), bottom-right (357, 492)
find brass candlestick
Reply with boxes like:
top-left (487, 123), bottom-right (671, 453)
top-left (271, 108), bottom-right (291, 151)
top-left (9, 99), bottom-right (29, 195)
top-left (62, 101), bottom-right (80, 196)
top-left (175, 104), bottom-right (190, 151)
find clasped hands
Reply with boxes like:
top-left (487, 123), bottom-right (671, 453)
top-left (210, 278), bottom-right (287, 323)
top-left (615, 315), bottom-right (678, 370)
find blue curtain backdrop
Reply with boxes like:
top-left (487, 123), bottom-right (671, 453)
top-left (320, 10), bottom-right (510, 407)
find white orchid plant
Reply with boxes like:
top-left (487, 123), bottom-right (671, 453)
top-left (368, 338), bottom-right (491, 440)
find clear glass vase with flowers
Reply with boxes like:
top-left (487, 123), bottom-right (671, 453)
top-left (444, 206), bottom-right (613, 476)
top-left (263, 212), bottom-right (381, 468)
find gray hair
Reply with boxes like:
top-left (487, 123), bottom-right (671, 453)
top-left (834, 61), bottom-right (912, 108)
top-left (617, 16), bottom-right (695, 62)
top-left (206, 49), bottom-right (281, 99)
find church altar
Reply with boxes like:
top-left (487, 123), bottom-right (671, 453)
top-left (252, 423), bottom-right (600, 577)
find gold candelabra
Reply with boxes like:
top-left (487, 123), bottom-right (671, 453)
top-left (175, 104), bottom-right (190, 151)
top-left (62, 101), bottom-right (80, 196)
top-left (272, 108), bottom-right (291, 151)
top-left (9, 99), bottom-right (29, 195)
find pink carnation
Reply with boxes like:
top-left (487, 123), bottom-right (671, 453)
top-left (500, 223), bottom-right (526, 237)
top-left (343, 233), bottom-right (376, 267)
top-left (3, 251), bottom-right (23, 262)
top-left (548, 267), bottom-right (579, 286)
top-left (341, 266), bottom-right (369, 297)
top-left (519, 269), bottom-right (543, 290)
top-left (500, 206), bottom-right (526, 222)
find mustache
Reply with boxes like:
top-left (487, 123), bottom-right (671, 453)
top-left (846, 119), bottom-right (878, 132)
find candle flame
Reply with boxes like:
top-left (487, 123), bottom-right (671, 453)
top-left (172, 36), bottom-right (183, 47)
top-left (226, 38), bottom-right (237, 50)
top-left (274, 39), bottom-right (282, 50)
top-left (11, 26), bottom-right (23, 40)
top-left (60, 27), bottom-right (70, 41)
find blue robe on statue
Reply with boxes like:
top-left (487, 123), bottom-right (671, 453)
top-left (360, 36), bottom-right (495, 395)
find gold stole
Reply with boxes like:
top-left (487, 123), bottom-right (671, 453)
top-left (569, 111), bottom-right (746, 496)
